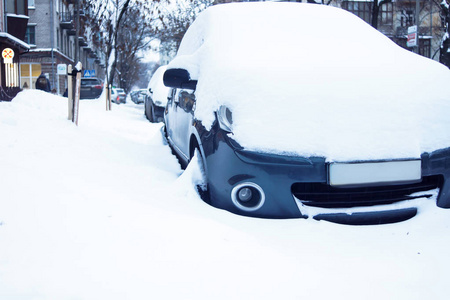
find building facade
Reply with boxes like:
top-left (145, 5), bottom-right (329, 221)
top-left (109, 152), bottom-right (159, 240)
top-left (0, 0), bottom-right (30, 101)
top-left (20, 0), bottom-right (104, 95)
top-left (338, 0), bottom-right (443, 61)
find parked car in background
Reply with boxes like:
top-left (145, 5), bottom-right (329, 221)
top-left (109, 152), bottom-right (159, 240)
top-left (80, 77), bottom-right (103, 99)
top-left (130, 89), bottom-right (148, 104)
top-left (145, 66), bottom-right (170, 123)
top-left (163, 3), bottom-right (450, 225)
top-left (111, 88), bottom-right (126, 104)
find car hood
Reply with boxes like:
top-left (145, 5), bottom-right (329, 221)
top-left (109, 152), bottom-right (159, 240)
top-left (168, 3), bottom-right (450, 161)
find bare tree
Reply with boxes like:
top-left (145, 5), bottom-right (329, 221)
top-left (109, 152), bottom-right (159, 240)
top-left (440, 0), bottom-right (450, 67)
top-left (85, 0), bottom-right (159, 89)
top-left (157, 0), bottom-right (213, 58)
top-left (371, 0), bottom-right (392, 29)
top-left (115, 3), bottom-right (160, 90)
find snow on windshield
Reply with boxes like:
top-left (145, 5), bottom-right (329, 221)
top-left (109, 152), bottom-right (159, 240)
top-left (168, 2), bottom-right (450, 162)
top-left (148, 65), bottom-right (170, 106)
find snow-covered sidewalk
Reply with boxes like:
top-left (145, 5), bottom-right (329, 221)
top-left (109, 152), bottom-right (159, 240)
top-left (1, 90), bottom-right (449, 299)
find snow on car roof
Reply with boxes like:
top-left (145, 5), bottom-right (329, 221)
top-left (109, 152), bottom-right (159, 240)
top-left (168, 2), bottom-right (450, 161)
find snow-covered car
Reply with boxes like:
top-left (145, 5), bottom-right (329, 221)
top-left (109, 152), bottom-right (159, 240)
top-left (111, 88), bottom-right (126, 104)
top-left (130, 89), bottom-right (147, 104)
top-left (145, 66), bottom-right (170, 122)
top-left (163, 3), bottom-right (450, 224)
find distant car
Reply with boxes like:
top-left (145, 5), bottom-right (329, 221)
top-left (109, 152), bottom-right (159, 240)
top-left (145, 66), bottom-right (170, 123)
top-left (80, 77), bottom-right (103, 99)
top-left (163, 3), bottom-right (450, 225)
top-left (111, 88), bottom-right (126, 104)
top-left (130, 89), bottom-right (147, 104)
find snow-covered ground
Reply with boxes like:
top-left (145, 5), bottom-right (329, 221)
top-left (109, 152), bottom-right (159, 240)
top-left (1, 90), bottom-right (450, 300)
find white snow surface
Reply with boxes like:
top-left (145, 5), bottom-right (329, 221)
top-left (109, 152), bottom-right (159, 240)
top-left (1, 90), bottom-right (450, 299)
top-left (168, 2), bottom-right (450, 162)
top-left (147, 65), bottom-right (170, 106)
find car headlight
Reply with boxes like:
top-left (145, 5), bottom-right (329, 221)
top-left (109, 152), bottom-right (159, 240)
top-left (217, 105), bottom-right (233, 133)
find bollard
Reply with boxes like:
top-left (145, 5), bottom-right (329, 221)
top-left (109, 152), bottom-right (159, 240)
top-left (73, 62), bottom-right (82, 126)
top-left (67, 64), bottom-right (73, 120)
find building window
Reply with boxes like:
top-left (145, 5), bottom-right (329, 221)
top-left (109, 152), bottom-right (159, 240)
top-left (419, 39), bottom-right (431, 58)
top-left (6, 0), bottom-right (27, 15)
top-left (342, 1), bottom-right (372, 24)
top-left (6, 0), bottom-right (14, 13)
top-left (57, 28), bottom-right (60, 50)
top-left (28, 0), bottom-right (35, 8)
top-left (379, 3), bottom-right (393, 26)
top-left (24, 25), bottom-right (36, 45)
top-left (20, 63), bottom-right (42, 89)
top-left (342, 1), bottom-right (393, 26)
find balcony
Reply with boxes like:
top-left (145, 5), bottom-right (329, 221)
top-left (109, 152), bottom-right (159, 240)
top-left (78, 37), bottom-right (88, 47)
top-left (60, 12), bottom-right (74, 29)
top-left (7, 14), bottom-right (29, 41)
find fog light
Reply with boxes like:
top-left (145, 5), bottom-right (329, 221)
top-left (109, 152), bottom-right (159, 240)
top-left (231, 182), bottom-right (265, 212)
top-left (238, 187), bottom-right (252, 202)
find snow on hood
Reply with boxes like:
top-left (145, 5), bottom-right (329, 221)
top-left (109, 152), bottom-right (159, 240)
top-left (168, 2), bottom-right (450, 161)
top-left (148, 65), bottom-right (170, 106)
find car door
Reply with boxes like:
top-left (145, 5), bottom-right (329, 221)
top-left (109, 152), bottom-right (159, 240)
top-left (168, 89), bottom-right (196, 161)
top-left (165, 88), bottom-right (178, 148)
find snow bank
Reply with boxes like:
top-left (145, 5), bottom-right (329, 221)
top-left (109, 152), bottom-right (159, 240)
top-left (168, 2), bottom-right (450, 161)
top-left (2, 90), bottom-right (450, 299)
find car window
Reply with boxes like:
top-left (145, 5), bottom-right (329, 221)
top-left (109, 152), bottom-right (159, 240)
top-left (81, 79), bottom-right (100, 86)
top-left (178, 90), bottom-right (196, 112)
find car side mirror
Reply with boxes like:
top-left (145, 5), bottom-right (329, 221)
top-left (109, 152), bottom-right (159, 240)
top-left (163, 69), bottom-right (197, 90)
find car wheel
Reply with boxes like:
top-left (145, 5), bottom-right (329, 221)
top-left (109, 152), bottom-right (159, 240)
top-left (144, 106), bottom-right (147, 119)
top-left (190, 144), bottom-right (210, 202)
top-left (144, 103), bottom-right (150, 120)
top-left (149, 104), bottom-right (155, 123)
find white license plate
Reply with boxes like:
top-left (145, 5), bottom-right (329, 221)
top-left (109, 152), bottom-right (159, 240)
top-left (329, 160), bottom-right (421, 186)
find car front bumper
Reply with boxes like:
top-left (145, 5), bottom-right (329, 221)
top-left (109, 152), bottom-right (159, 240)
top-left (154, 105), bottom-right (165, 120)
top-left (200, 124), bottom-right (450, 224)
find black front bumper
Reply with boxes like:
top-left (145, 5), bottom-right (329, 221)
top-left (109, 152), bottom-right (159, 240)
top-left (200, 124), bottom-right (450, 224)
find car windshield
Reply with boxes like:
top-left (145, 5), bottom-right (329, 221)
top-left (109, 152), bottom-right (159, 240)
top-left (81, 79), bottom-right (100, 86)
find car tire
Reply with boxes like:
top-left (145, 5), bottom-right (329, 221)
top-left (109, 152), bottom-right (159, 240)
top-left (144, 103), bottom-right (150, 120)
top-left (149, 104), bottom-right (155, 123)
top-left (190, 144), bottom-right (210, 203)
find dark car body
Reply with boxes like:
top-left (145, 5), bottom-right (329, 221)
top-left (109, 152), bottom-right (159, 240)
top-left (80, 77), bottom-right (103, 99)
top-left (162, 3), bottom-right (450, 224)
top-left (163, 85), bottom-right (450, 225)
top-left (145, 96), bottom-right (165, 123)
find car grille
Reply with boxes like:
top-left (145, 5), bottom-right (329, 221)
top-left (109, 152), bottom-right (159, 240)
top-left (292, 175), bottom-right (443, 209)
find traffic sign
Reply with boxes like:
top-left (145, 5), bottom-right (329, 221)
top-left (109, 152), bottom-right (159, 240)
top-left (407, 25), bottom-right (417, 48)
top-left (2, 48), bottom-right (14, 64)
top-left (57, 64), bottom-right (67, 75)
top-left (83, 69), bottom-right (96, 78)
